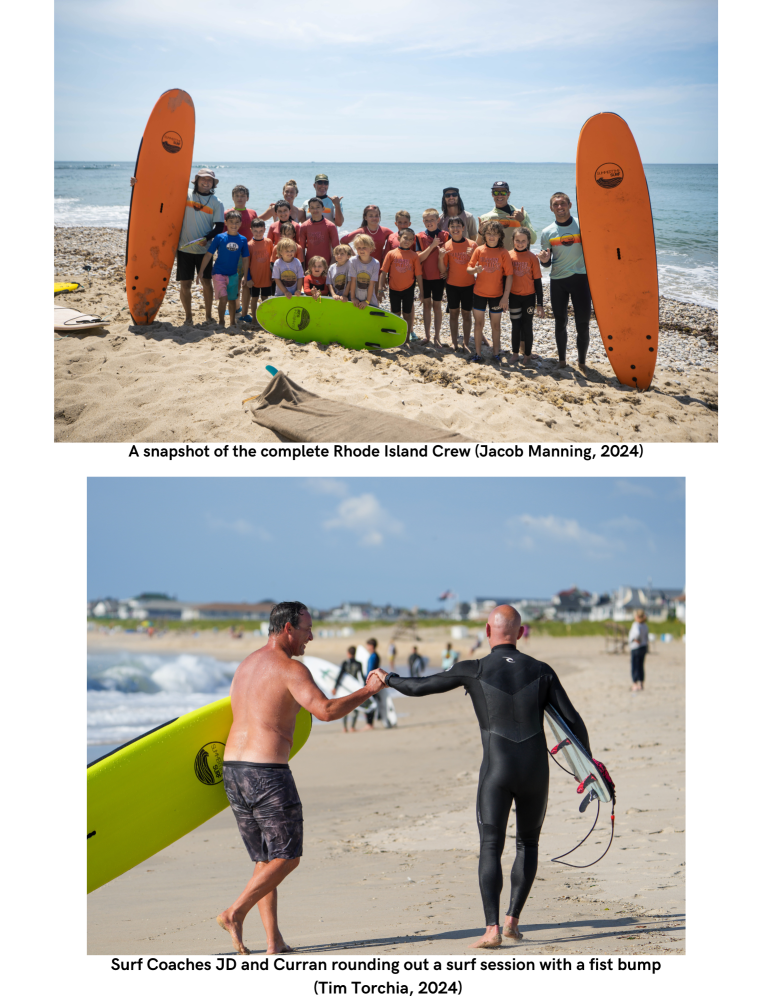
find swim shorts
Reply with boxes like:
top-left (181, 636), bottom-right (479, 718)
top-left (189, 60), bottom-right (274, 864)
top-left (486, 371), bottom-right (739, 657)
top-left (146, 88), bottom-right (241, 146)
top-left (223, 762), bottom-right (303, 863)
top-left (176, 249), bottom-right (213, 282)
top-left (389, 282), bottom-right (415, 313)
top-left (212, 273), bottom-right (240, 301)
top-left (446, 283), bottom-right (474, 311)
top-left (473, 293), bottom-right (504, 314)
top-left (250, 284), bottom-right (274, 299)
top-left (422, 277), bottom-right (446, 301)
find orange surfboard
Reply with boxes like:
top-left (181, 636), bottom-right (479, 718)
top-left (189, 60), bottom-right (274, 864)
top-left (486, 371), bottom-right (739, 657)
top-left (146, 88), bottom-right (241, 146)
top-left (576, 113), bottom-right (658, 390)
top-left (126, 90), bottom-right (195, 324)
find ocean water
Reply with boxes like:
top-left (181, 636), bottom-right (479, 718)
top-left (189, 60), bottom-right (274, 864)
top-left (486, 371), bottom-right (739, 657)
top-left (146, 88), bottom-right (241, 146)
top-left (86, 650), bottom-right (412, 763)
top-left (55, 161), bottom-right (717, 308)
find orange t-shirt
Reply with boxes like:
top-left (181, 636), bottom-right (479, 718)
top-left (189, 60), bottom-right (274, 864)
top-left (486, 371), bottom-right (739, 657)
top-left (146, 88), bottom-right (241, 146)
top-left (247, 237), bottom-right (274, 286)
top-left (509, 249), bottom-right (542, 296)
top-left (441, 237), bottom-right (476, 287)
top-left (468, 245), bottom-right (514, 297)
top-left (270, 242), bottom-right (302, 263)
top-left (381, 248), bottom-right (422, 291)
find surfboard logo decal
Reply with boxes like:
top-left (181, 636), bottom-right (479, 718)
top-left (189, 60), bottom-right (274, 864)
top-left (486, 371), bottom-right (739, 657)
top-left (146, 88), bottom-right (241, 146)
top-left (161, 131), bottom-right (183, 154)
top-left (194, 742), bottom-right (225, 785)
top-left (286, 307), bottom-right (311, 331)
top-left (594, 163), bottom-right (624, 189)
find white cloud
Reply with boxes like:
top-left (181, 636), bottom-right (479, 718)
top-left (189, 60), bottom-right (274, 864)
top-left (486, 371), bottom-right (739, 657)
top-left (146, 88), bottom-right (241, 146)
top-left (304, 478), bottom-right (349, 498)
top-left (614, 480), bottom-right (655, 497)
top-left (508, 514), bottom-right (622, 556)
top-left (323, 493), bottom-right (404, 548)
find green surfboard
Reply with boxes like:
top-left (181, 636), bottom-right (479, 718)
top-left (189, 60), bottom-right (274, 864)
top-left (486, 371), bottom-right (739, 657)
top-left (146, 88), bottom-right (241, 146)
top-left (87, 697), bottom-right (312, 893)
top-left (256, 296), bottom-right (407, 350)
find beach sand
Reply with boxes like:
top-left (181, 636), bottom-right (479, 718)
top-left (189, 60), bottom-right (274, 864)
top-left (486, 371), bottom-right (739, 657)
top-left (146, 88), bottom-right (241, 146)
top-left (87, 633), bottom-right (685, 956)
top-left (57, 228), bottom-right (716, 443)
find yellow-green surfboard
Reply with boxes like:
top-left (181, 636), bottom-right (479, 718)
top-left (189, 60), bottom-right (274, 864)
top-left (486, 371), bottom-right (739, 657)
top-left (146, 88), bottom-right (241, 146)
top-left (87, 697), bottom-right (312, 893)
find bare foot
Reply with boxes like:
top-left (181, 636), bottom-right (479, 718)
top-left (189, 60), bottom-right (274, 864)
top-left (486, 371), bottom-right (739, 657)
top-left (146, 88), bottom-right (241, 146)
top-left (578, 363), bottom-right (588, 374)
top-left (470, 929), bottom-right (502, 949)
top-left (266, 938), bottom-right (293, 955)
top-left (184, 314), bottom-right (194, 326)
top-left (217, 912), bottom-right (250, 955)
top-left (558, 360), bottom-right (567, 368)
top-left (503, 918), bottom-right (523, 940)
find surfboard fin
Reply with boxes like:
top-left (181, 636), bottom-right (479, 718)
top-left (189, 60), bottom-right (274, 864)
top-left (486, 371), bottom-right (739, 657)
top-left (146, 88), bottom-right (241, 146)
top-left (579, 789), bottom-right (599, 813)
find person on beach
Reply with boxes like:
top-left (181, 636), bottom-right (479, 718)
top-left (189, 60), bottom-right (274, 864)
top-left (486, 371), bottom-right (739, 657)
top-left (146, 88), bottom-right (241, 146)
top-left (378, 228), bottom-right (423, 339)
top-left (438, 217), bottom-right (476, 351)
top-left (258, 179), bottom-right (306, 223)
top-left (478, 181), bottom-right (536, 252)
top-left (298, 198), bottom-right (339, 266)
top-left (509, 227), bottom-right (544, 365)
top-left (439, 187), bottom-right (478, 241)
top-left (332, 646), bottom-right (365, 732)
top-left (341, 206), bottom-right (394, 263)
top-left (301, 174), bottom-right (344, 226)
top-left (467, 220), bottom-right (513, 364)
top-left (408, 646), bottom-right (423, 678)
top-left (373, 604), bottom-right (597, 949)
top-left (363, 638), bottom-right (381, 730)
top-left (303, 256), bottom-right (331, 298)
top-left (246, 219), bottom-right (274, 320)
top-left (217, 601), bottom-right (386, 955)
top-left (347, 234), bottom-right (380, 308)
top-left (384, 211), bottom-right (417, 252)
top-left (537, 192), bottom-right (591, 371)
top-left (441, 643), bottom-right (460, 671)
top-left (229, 186), bottom-right (259, 320)
top-left (416, 210), bottom-right (450, 347)
top-left (388, 643), bottom-right (397, 669)
top-left (267, 202), bottom-right (303, 255)
top-left (271, 223), bottom-right (303, 262)
top-left (199, 211), bottom-right (250, 328)
top-left (272, 239), bottom-right (304, 298)
top-left (146, 166), bottom-right (225, 325)
top-left (628, 609), bottom-right (649, 692)
top-left (327, 244), bottom-right (354, 301)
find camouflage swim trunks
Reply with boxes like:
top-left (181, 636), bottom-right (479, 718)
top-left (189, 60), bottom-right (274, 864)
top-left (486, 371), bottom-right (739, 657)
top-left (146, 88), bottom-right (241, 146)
top-left (223, 762), bottom-right (303, 863)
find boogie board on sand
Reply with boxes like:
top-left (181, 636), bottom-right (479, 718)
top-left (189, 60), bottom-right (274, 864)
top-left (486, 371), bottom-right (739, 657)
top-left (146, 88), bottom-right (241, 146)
top-left (55, 307), bottom-right (108, 332)
top-left (576, 112), bottom-right (659, 390)
top-left (544, 704), bottom-right (612, 804)
top-left (126, 89), bottom-right (195, 325)
top-left (256, 296), bottom-right (407, 350)
top-left (87, 697), bottom-right (312, 893)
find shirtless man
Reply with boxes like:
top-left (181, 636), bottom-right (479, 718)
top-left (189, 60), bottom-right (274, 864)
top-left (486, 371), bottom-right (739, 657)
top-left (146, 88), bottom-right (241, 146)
top-left (373, 604), bottom-right (596, 949)
top-left (217, 600), bottom-right (386, 955)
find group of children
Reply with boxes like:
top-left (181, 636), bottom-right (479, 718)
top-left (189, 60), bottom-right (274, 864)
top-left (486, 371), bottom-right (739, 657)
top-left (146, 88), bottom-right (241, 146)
top-left (202, 186), bottom-right (546, 366)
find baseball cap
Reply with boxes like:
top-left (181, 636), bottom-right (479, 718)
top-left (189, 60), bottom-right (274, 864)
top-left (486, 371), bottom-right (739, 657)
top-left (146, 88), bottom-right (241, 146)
top-left (491, 181), bottom-right (510, 192)
top-left (314, 173), bottom-right (330, 183)
top-left (193, 168), bottom-right (219, 187)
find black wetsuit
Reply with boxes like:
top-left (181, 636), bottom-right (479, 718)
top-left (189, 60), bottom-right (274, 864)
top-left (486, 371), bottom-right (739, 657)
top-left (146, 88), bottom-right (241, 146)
top-left (387, 644), bottom-right (590, 925)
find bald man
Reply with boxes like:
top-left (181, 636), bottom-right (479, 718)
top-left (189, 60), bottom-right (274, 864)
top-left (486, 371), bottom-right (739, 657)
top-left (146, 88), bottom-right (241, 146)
top-left (375, 605), bottom-right (591, 949)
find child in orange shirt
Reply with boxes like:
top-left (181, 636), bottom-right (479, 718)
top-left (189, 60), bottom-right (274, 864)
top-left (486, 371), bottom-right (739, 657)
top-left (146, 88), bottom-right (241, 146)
top-left (509, 227), bottom-right (545, 365)
top-left (466, 220), bottom-right (513, 364)
top-left (245, 218), bottom-right (274, 322)
top-left (378, 228), bottom-right (424, 339)
top-left (304, 256), bottom-right (332, 299)
top-left (438, 216), bottom-right (476, 351)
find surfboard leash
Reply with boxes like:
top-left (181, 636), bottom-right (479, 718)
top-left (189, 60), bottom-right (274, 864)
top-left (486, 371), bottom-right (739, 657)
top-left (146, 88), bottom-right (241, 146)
top-left (547, 745), bottom-right (616, 868)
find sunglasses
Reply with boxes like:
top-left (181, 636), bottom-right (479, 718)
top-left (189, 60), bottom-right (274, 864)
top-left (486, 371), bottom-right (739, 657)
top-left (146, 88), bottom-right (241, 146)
top-left (492, 190), bottom-right (508, 196)
top-left (445, 192), bottom-right (458, 197)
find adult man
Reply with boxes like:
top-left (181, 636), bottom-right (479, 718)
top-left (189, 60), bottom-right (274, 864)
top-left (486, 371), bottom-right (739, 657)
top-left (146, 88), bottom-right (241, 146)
top-left (374, 605), bottom-right (594, 949)
top-left (298, 198), bottom-right (339, 266)
top-left (438, 187), bottom-right (478, 241)
top-left (302, 174), bottom-right (344, 227)
top-left (217, 601), bottom-right (385, 955)
top-left (332, 646), bottom-right (365, 731)
top-left (408, 646), bottom-right (423, 678)
top-left (537, 192), bottom-right (592, 371)
top-left (477, 181), bottom-right (536, 252)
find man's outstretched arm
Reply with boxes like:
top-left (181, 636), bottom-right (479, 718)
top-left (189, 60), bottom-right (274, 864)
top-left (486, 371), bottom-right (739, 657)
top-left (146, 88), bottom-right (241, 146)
top-left (377, 665), bottom-right (469, 697)
top-left (287, 664), bottom-right (384, 721)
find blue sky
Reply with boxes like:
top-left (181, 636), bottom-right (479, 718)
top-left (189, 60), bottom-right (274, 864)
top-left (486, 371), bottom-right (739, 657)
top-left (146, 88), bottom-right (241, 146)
top-left (56, 0), bottom-right (717, 162)
top-left (87, 478), bottom-right (685, 607)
